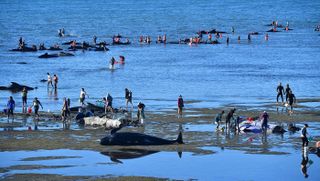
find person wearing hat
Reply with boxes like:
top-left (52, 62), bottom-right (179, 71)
top-left (31, 97), bottom-right (43, 119)
top-left (301, 124), bottom-right (309, 147)
top-left (177, 95), bottom-right (184, 115)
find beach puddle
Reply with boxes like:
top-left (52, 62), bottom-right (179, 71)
top-left (184, 123), bottom-right (215, 132)
top-left (0, 147), bottom-right (319, 180)
top-left (0, 117), bottom-right (82, 132)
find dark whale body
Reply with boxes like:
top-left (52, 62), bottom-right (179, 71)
top-left (100, 131), bottom-right (183, 146)
top-left (38, 53), bottom-right (59, 58)
top-left (0, 82), bottom-right (34, 92)
top-left (11, 47), bottom-right (37, 52)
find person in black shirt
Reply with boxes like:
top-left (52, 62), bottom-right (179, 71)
top-left (225, 108), bottom-right (236, 130)
top-left (276, 82), bottom-right (284, 103)
top-left (285, 84), bottom-right (291, 102)
top-left (288, 90), bottom-right (296, 112)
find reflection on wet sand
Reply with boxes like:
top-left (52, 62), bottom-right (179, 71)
top-left (301, 147), bottom-right (310, 178)
top-left (101, 149), bottom-right (182, 163)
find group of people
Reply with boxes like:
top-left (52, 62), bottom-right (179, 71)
top-left (78, 87), bottom-right (144, 124)
top-left (109, 56), bottom-right (125, 69)
top-left (214, 108), bottom-right (270, 134)
top-left (47, 73), bottom-right (59, 90)
top-left (138, 34), bottom-right (167, 44)
top-left (276, 82), bottom-right (296, 112)
top-left (6, 95), bottom-right (43, 121)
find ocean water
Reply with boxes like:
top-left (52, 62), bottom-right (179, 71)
top-left (1, 148), bottom-right (320, 181)
top-left (0, 0), bottom-right (320, 112)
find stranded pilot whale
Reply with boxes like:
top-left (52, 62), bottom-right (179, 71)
top-left (100, 129), bottom-right (184, 146)
top-left (0, 82), bottom-right (35, 92)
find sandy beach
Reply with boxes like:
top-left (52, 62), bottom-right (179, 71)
top-left (1, 98), bottom-right (319, 180)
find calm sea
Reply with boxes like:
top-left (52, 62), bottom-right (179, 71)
top-left (0, 0), bottom-right (319, 112)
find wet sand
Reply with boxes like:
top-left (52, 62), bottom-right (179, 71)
top-left (0, 99), bottom-right (319, 180)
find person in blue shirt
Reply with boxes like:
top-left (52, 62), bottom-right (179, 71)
top-left (7, 96), bottom-right (15, 121)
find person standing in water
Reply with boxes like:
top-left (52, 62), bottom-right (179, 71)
top-left (177, 95), bottom-right (184, 116)
top-left (7, 96), bottom-right (15, 121)
top-left (276, 82), bottom-right (284, 103)
top-left (106, 93), bottom-right (113, 112)
top-left (109, 57), bottom-right (116, 69)
top-left (288, 90), bottom-right (296, 113)
top-left (125, 88), bottom-right (133, 110)
top-left (285, 84), bottom-right (291, 102)
top-left (61, 97), bottom-right (69, 123)
top-left (79, 88), bottom-right (88, 106)
top-left (265, 33), bottom-right (269, 41)
top-left (53, 74), bottom-right (58, 90)
top-left (31, 97), bottom-right (43, 119)
top-left (215, 110), bottom-right (224, 129)
top-left (163, 34), bottom-right (167, 44)
top-left (225, 108), bottom-right (236, 130)
top-left (260, 111), bottom-right (269, 132)
top-left (119, 55), bottom-right (125, 64)
top-left (21, 87), bottom-right (28, 112)
top-left (93, 35), bottom-right (97, 45)
top-left (137, 102), bottom-right (145, 125)
top-left (47, 73), bottom-right (53, 88)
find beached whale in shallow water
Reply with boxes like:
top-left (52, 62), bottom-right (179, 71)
top-left (0, 82), bottom-right (35, 92)
top-left (38, 52), bottom-right (74, 58)
top-left (100, 131), bottom-right (183, 146)
top-left (38, 53), bottom-right (59, 58)
top-left (10, 46), bottom-right (37, 52)
top-left (266, 29), bottom-right (282, 32)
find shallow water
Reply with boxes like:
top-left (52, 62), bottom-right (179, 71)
top-left (0, 0), bottom-right (319, 113)
top-left (0, 147), bottom-right (319, 180)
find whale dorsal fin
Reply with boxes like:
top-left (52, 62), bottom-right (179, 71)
top-left (110, 124), bottom-right (123, 135)
top-left (176, 131), bottom-right (183, 144)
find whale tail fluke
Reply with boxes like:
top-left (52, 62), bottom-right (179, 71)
top-left (176, 131), bottom-right (183, 144)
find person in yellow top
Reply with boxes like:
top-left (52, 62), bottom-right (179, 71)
top-left (21, 87), bottom-right (28, 112)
